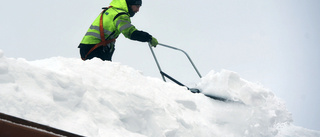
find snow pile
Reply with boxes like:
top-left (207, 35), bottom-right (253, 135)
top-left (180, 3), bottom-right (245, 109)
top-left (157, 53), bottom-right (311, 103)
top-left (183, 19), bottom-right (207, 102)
top-left (0, 49), bottom-right (319, 137)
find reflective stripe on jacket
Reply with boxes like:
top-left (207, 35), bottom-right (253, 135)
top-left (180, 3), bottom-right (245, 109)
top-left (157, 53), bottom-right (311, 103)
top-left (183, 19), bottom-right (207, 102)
top-left (81, 0), bottom-right (137, 44)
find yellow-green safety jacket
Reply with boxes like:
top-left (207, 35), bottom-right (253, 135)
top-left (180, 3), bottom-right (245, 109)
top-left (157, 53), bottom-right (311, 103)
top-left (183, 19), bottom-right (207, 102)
top-left (80, 0), bottom-right (140, 45)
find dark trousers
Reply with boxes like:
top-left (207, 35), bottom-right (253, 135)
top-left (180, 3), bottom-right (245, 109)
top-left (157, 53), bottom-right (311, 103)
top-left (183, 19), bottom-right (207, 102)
top-left (78, 44), bottom-right (115, 61)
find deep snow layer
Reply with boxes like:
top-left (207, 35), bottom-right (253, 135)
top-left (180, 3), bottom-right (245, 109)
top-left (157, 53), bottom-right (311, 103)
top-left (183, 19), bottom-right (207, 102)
top-left (0, 49), bottom-right (319, 137)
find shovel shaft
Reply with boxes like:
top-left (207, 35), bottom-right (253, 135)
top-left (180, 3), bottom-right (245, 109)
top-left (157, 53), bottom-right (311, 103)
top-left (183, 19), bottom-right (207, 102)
top-left (158, 43), bottom-right (202, 78)
top-left (148, 42), bottom-right (166, 81)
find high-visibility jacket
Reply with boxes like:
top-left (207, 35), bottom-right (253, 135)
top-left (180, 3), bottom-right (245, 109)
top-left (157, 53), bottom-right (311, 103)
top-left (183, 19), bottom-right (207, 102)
top-left (80, 0), bottom-right (138, 45)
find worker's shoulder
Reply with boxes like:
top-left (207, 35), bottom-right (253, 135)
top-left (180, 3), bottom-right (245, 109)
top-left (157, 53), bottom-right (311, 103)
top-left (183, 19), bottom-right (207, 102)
top-left (108, 8), bottom-right (130, 21)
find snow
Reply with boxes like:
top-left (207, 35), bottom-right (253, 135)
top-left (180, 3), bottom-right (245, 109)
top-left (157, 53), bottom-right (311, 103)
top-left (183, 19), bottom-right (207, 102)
top-left (0, 49), bottom-right (319, 137)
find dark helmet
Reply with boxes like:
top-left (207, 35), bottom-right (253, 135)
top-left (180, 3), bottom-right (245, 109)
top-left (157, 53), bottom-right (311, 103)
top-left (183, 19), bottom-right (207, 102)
top-left (126, 0), bottom-right (142, 6)
top-left (126, 0), bottom-right (141, 17)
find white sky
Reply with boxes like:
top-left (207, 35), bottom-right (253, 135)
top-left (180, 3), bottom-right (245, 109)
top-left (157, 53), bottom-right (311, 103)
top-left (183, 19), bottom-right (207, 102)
top-left (0, 0), bottom-right (319, 130)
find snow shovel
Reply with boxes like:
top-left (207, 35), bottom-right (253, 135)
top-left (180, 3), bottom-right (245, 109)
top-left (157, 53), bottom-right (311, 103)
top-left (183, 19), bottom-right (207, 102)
top-left (148, 43), bottom-right (233, 102)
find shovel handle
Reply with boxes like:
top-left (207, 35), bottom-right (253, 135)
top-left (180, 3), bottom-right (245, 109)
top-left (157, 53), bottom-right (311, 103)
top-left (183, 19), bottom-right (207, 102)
top-left (158, 43), bottom-right (202, 78)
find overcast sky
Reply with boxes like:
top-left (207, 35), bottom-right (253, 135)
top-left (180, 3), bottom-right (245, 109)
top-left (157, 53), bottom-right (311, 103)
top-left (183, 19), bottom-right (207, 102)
top-left (1, 0), bottom-right (319, 130)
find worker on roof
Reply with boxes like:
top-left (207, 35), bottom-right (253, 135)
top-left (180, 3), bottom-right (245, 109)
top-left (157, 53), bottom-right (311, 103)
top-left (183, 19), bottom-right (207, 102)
top-left (78, 0), bottom-right (158, 61)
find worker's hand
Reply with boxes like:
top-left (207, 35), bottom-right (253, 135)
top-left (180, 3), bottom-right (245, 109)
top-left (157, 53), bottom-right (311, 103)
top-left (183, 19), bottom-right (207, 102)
top-left (149, 37), bottom-right (158, 47)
